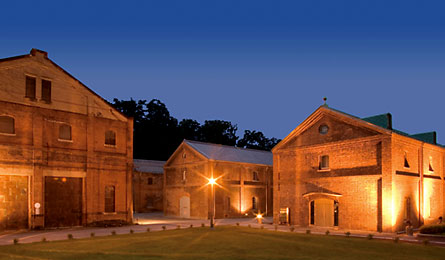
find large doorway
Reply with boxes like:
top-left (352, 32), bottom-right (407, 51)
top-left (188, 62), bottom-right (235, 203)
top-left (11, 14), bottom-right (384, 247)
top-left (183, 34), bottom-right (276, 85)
top-left (44, 177), bottom-right (82, 227)
top-left (0, 175), bottom-right (28, 230)
top-left (310, 199), bottom-right (338, 227)
top-left (179, 196), bottom-right (190, 218)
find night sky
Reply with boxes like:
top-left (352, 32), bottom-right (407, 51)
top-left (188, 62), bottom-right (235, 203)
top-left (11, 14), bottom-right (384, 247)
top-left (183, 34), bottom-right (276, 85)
top-left (2, 1), bottom-right (445, 142)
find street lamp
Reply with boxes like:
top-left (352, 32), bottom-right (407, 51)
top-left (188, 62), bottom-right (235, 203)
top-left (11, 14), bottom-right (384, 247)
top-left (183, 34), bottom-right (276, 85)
top-left (208, 177), bottom-right (216, 228)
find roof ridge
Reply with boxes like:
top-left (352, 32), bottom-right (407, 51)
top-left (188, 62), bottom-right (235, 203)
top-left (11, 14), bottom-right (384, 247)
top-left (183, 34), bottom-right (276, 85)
top-left (133, 159), bottom-right (166, 163)
top-left (184, 139), bottom-right (272, 153)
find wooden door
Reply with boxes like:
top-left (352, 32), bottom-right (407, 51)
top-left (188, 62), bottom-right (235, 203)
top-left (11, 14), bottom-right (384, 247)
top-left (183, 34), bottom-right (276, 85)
top-left (314, 199), bottom-right (334, 227)
top-left (179, 196), bottom-right (190, 218)
top-left (44, 177), bottom-right (82, 227)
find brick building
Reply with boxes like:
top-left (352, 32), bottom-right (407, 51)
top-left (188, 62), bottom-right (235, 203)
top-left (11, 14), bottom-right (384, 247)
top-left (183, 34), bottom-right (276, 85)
top-left (133, 159), bottom-right (165, 213)
top-left (0, 49), bottom-right (133, 230)
top-left (164, 140), bottom-right (273, 219)
top-left (273, 105), bottom-right (444, 232)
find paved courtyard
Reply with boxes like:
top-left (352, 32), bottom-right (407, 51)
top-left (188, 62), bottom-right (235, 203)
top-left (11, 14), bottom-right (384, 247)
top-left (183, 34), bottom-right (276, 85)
top-left (0, 212), bottom-right (444, 247)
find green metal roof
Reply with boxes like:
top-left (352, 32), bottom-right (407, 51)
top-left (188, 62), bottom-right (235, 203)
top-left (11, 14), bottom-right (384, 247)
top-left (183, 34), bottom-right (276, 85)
top-left (324, 106), bottom-right (439, 146)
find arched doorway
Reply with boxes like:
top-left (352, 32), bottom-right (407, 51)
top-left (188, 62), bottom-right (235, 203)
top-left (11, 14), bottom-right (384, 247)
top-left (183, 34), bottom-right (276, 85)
top-left (179, 196), bottom-right (190, 218)
top-left (310, 198), bottom-right (339, 227)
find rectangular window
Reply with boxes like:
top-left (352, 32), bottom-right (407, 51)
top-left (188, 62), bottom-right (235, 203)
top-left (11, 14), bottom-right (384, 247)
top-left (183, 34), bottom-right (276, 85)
top-left (105, 130), bottom-right (116, 146)
top-left (310, 201), bottom-right (315, 225)
top-left (25, 76), bottom-right (36, 99)
top-left (319, 155), bottom-right (329, 170)
top-left (105, 185), bottom-right (115, 213)
top-left (0, 116), bottom-right (15, 134)
top-left (41, 79), bottom-right (51, 103)
top-left (253, 171), bottom-right (259, 181)
top-left (148, 177), bottom-right (153, 185)
top-left (334, 201), bottom-right (339, 226)
top-left (59, 124), bottom-right (72, 141)
top-left (227, 197), bottom-right (231, 212)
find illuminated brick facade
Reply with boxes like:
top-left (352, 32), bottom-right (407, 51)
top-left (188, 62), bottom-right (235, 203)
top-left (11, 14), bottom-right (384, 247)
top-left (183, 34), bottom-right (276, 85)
top-left (0, 49), bottom-right (133, 230)
top-left (273, 106), bottom-right (444, 232)
top-left (164, 140), bottom-right (273, 219)
top-left (133, 159), bottom-right (164, 213)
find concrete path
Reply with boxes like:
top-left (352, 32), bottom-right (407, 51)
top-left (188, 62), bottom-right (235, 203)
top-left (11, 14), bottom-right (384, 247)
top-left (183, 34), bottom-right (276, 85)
top-left (0, 212), bottom-right (444, 247)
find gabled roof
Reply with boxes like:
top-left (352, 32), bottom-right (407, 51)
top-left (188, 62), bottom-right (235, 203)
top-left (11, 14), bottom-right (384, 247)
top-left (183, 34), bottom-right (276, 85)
top-left (184, 140), bottom-right (273, 166)
top-left (0, 48), bottom-right (128, 120)
top-left (134, 159), bottom-right (165, 174)
top-left (274, 105), bottom-right (440, 151)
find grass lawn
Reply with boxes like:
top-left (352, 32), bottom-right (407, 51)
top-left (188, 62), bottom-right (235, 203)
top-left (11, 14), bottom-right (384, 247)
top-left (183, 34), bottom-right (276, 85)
top-left (0, 226), bottom-right (444, 260)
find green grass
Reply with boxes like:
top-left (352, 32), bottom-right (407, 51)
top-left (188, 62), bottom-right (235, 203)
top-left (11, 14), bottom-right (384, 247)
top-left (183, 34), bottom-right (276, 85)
top-left (0, 226), bottom-right (444, 260)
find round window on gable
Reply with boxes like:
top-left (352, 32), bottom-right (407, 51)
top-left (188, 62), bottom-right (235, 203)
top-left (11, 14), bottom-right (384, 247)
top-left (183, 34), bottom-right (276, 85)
top-left (319, 124), bottom-right (329, 135)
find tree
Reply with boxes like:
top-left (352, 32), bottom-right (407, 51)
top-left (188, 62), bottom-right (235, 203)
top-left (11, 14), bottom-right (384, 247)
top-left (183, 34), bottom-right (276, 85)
top-left (238, 130), bottom-right (281, 151)
top-left (178, 119), bottom-right (201, 141)
top-left (112, 98), bottom-right (147, 125)
top-left (112, 98), bottom-right (280, 160)
top-left (141, 99), bottom-right (179, 160)
top-left (200, 120), bottom-right (238, 146)
top-left (237, 130), bottom-right (268, 150)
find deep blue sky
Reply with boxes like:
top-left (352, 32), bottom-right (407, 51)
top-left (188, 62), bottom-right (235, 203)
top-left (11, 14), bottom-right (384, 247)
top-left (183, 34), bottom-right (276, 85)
top-left (2, 1), bottom-right (445, 142)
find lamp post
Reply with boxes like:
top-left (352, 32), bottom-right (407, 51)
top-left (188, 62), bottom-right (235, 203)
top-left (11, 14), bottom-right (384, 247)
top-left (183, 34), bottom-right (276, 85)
top-left (208, 177), bottom-right (216, 228)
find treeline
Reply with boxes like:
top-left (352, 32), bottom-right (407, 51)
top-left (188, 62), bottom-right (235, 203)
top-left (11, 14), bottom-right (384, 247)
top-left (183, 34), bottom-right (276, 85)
top-left (112, 98), bottom-right (281, 161)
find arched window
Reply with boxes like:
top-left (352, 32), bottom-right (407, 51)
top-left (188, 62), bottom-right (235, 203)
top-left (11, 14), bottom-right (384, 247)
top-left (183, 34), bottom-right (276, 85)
top-left (59, 124), bottom-right (72, 141)
top-left (105, 130), bottom-right (116, 146)
top-left (253, 171), bottom-right (259, 181)
top-left (252, 197), bottom-right (257, 210)
top-left (0, 116), bottom-right (15, 134)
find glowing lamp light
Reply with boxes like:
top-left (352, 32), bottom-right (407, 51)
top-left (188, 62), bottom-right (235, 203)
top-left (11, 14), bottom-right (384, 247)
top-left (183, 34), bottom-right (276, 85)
top-left (256, 214), bottom-right (263, 219)
top-left (208, 178), bottom-right (216, 185)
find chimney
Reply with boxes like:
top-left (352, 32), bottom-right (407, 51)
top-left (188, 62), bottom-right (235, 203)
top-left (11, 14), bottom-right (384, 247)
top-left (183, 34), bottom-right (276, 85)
top-left (30, 48), bottom-right (48, 59)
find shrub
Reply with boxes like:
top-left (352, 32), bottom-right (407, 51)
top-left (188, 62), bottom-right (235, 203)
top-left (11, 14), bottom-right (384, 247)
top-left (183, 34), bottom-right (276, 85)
top-left (41, 237), bottom-right (47, 242)
top-left (345, 231), bottom-right (351, 237)
top-left (130, 229), bottom-right (134, 234)
top-left (176, 225), bottom-right (181, 230)
top-left (367, 234), bottom-right (373, 240)
top-left (290, 226), bottom-right (295, 232)
top-left (236, 223), bottom-right (240, 226)
top-left (190, 224), bottom-right (193, 228)
top-left (325, 230), bottom-right (330, 235)
top-left (146, 227), bottom-right (150, 232)
top-left (306, 229), bottom-right (311, 234)
top-left (67, 234), bottom-right (73, 240)
top-left (162, 226), bottom-right (166, 230)
top-left (13, 238), bottom-right (19, 245)
top-left (419, 224), bottom-right (445, 234)
top-left (394, 236), bottom-right (399, 243)
top-left (201, 223), bottom-right (205, 228)
top-left (111, 231), bottom-right (116, 236)
top-left (423, 239), bottom-right (429, 246)
top-left (90, 232), bottom-right (95, 237)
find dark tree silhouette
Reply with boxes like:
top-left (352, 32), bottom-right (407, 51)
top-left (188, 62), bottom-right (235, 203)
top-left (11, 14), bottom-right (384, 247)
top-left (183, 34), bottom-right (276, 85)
top-left (112, 98), bottom-right (147, 125)
top-left (142, 99), bottom-right (179, 160)
top-left (111, 98), bottom-right (280, 160)
top-left (237, 130), bottom-right (281, 151)
top-left (200, 120), bottom-right (238, 146)
top-left (178, 119), bottom-right (201, 141)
